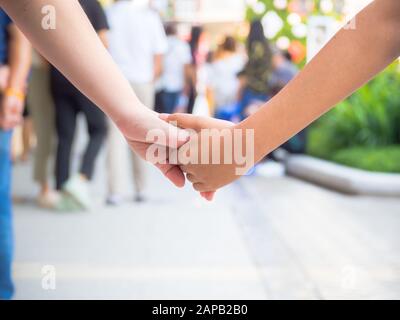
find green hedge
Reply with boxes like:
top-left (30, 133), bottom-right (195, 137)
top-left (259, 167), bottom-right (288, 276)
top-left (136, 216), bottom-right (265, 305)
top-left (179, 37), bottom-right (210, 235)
top-left (307, 63), bottom-right (400, 172)
top-left (331, 146), bottom-right (400, 173)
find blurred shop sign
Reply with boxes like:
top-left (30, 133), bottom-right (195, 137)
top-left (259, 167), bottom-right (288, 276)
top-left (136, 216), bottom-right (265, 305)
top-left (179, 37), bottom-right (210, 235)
top-left (306, 16), bottom-right (337, 62)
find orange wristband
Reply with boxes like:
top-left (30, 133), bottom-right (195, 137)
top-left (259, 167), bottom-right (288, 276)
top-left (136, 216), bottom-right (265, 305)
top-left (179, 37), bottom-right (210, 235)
top-left (4, 87), bottom-right (25, 102)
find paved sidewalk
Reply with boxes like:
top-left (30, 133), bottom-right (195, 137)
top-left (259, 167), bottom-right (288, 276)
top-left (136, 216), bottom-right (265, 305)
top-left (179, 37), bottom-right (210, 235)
top-left (10, 128), bottom-right (400, 299)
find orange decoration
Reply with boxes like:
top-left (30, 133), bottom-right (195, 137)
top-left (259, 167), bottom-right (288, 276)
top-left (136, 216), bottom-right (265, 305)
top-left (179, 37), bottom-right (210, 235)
top-left (288, 40), bottom-right (306, 63)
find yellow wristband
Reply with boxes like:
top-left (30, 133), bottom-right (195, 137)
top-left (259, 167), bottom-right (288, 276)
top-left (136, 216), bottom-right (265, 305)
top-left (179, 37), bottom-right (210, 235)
top-left (4, 87), bottom-right (25, 102)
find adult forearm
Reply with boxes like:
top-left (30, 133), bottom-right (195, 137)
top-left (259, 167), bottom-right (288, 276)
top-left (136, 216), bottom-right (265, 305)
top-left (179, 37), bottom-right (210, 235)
top-left (240, 0), bottom-right (400, 162)
top-left (7, 25), bottom-right (31, 92)
top-left (0, 0), bottom-right (143, 126)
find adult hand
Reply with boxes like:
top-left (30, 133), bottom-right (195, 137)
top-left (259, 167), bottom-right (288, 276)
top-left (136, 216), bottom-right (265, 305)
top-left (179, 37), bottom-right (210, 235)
top-left (117, 108), bottom-right (190, 188)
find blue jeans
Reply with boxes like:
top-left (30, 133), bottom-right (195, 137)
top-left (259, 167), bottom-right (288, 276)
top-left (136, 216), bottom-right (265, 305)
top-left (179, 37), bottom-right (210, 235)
top-left (238, 88), bottom-right (269, 120)
top-left (161, 91), bottom-right (181, 114)
top-left (0, 130), bottom-right (14, 300)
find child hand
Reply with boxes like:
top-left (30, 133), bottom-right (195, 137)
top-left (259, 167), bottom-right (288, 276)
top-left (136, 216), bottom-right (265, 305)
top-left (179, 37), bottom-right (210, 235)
top-left (162, 113), bottom-right (253, 198)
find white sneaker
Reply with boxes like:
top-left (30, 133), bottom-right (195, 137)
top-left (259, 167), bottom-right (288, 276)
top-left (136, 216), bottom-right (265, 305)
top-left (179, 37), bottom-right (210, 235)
top-left (106, 194), bottom-right (123, 206)
top-left (63, 175), bottom-right (92, 210)
top-left (55, 193), bottom-right (85, 212)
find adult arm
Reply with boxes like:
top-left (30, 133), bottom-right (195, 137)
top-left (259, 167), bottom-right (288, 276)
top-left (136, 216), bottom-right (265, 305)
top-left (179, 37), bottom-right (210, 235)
top-left (154, 54), bottom-right (163, 81)
top-left (0, 0), bottom-right (188, 186)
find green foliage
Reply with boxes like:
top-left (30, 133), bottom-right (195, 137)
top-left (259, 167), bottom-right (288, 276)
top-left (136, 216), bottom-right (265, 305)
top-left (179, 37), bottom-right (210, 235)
top-left (331, 146), bottom-right (400, 173)
top-left (307, 63), bottom-right (400, 172)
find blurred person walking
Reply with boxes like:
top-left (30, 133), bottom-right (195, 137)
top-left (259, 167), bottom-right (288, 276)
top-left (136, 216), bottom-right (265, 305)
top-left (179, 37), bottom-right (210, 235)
top-left (187, 26), bottom-right (203, 115)
top-left (238, 20), bottom-right (273, 120)
top-left (269, 50), bottom-right (298, 96)
top-left (28, 51), bottom-right (59, 208)
top-left (269, 50), bottom-right (305, 154)
top-left (0, 9), bottom-right (31, 300)
top-left (207, 36), bottom-right (245, 120)
top-left (50, 0), bottom-right (109, 210)
top-left (10, 100), bottom-right (34, 163)
top-left (19, 102), bottom-right (34, 162)
top-left (106, 0), bottom-right (167, 204)
top-left (160, 23), bottom-right (192, 114)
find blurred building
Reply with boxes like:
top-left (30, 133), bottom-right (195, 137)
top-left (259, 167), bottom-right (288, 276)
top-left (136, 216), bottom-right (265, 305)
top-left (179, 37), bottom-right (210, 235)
top-left (343, 0), bottom-right (372, 16)
top-left (165, 0), bottom-right (245, 23)
top-left (98, 0), bottom-right (374, 55)
top-left (151, 0), bottom-right (247, 44)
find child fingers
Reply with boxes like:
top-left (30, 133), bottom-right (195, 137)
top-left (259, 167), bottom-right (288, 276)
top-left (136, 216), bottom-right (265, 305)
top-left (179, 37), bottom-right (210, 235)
top-left (193, 183), bottom-right (214, 193)
top-left (186, 173), bottom-right (199, 183)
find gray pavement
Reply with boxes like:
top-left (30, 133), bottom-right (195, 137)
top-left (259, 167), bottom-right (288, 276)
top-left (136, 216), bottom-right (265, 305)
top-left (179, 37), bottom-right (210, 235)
top-left (10, 125), bottom-right (400, 299)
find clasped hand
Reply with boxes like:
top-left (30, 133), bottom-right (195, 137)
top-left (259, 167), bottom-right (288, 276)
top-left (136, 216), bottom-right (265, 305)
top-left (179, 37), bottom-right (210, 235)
top-left (108, 109), bottom-right (253, 202)
top-left (159, 113), bottom-right (252, 201)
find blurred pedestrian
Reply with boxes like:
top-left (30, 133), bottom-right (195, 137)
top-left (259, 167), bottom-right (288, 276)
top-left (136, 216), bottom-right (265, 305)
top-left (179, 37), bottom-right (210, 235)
top-left (207, 36), bottom-right (245, 120)
top-left (28, 51), bottom-right (59, 208)
top-left (238, 20), bottom-right (273, 120)
top-left (106, 0), bottom-right (167, 204)
top-left (50, 0), bottom-right (109, 210)
top-left (20, 102), bottom-right (34, 162)
top-left (269, 50), bottom-right (298, 96)
top-left (187, 26), bottom-right (203, 114)
top-left (160, 22), bottom-right (192, 114)
top-left (269, 50), bottom-right (305, 154)
top-left (9, 99), bottom-right (35, 163)
top-left (0, 9), bottom-right (31, 300)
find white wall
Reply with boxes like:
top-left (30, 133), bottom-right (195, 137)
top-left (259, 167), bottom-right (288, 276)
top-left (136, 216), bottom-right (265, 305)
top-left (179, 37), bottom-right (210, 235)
top-left (344, 0), bottom-right (373, 17)
top-left (174, 0), bottom-right (246, 23)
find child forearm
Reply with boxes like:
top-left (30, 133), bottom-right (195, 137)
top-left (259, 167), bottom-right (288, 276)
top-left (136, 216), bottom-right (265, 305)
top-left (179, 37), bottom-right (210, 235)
top-left (0, 0), bottom-right (143, 127)
top-left (240, 0), bottom-right (400, 162)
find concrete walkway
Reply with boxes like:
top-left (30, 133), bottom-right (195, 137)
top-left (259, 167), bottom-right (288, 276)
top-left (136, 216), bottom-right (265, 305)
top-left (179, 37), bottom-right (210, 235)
top-left (10, 132), bottom-right (400, 299)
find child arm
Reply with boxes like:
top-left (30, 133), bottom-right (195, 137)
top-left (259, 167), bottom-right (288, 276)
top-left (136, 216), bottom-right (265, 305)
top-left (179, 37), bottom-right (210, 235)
top-left (244, 0), bottom-right (400, 164)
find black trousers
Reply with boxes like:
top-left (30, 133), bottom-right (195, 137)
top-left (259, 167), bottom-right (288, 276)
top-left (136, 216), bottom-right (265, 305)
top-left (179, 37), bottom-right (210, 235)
top-left (52, 89), bottom-right (107, 190)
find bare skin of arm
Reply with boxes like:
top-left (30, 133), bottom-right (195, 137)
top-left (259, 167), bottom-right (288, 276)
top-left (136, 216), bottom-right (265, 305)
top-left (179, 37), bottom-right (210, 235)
top-left (154, 54), bottom-right (163, 81)
top-left (0, 24), bottom-right (31, 130)
top-left (167, 0), bottom-right (400, 194)
top-left (183, 64), bottom-right (192, 96)
top-left (0, 0), bottom-right (188, 187)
